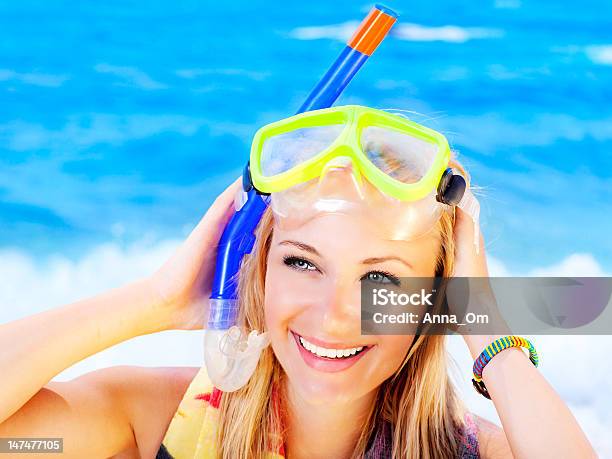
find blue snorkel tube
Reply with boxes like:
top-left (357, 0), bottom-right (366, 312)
top-left (205, 5), bottom-right (399, 392)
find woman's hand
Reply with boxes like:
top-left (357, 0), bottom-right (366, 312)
top-left (449, 205), bottom-right (511, 349)
top-left (147, 177), bottom-right (242, 330)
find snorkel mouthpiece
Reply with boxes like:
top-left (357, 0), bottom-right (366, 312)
top-left (205, 323), bottom-right (270, 392)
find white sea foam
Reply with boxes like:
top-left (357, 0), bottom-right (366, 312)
top-left (529, 253), bottom-right (608, 277)
top-left (289, 22), bottom-right (504, 43)
top-left (585, 45), bottom-right (612, 65)
top-left (393, 24), bottom-right (504, 43)
top-left (553, 44), bottom-right (612, 66)
top-left (289, 21), bottom-right (359, 41)
top-left (0, 240), bottom-right (202, 381)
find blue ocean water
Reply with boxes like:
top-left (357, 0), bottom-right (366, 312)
top-left (0, 0), bottom-right (611, 273)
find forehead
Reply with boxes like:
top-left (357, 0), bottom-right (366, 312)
top-left (270, 213), bottom-right (441, 265)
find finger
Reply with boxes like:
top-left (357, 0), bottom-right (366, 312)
top-left (198, 177), bottom-right (241, 226)
top-left (453, 206), bottom-right (472, 242)
top-left (454, 206), bottom-right (485, 256)
top-left (205, 176), bottom-right (242, 221)
top-left (453, 207), bottom-right (488, 277)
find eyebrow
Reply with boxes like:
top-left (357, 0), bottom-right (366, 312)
top-left (278, 240), bottom-right (413, 269)
top-left (362, 256), bottom-right (413, 270)
top-left (279, 240), bottom-right (321, 256)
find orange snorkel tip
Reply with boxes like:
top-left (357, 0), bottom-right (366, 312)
top-left (348, 4), bottom-right (399, 56)
top-left (297, 4), bottom-right (398, 113)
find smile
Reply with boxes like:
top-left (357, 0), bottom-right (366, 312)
top-left (291, 331), bottom-right (374, 373)
top-left (298, 335), bottom-right (365, 359)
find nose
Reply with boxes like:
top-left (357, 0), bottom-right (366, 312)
top-left (320, 278), bottom-right (361, 338)
top-left (316, 156), bottom-right (365, 203)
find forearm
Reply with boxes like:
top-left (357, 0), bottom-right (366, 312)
top-left (0, 278), bottom-right (166, 424)
top-left (465, 335), bottom-right (596, 458)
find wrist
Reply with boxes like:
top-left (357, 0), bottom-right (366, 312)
top-left (466, 334), bottom-right (538, 384)
top-left (463, 334), bottom-right (507, 360)
top-left (118, 277), bottom-right (176, 335)
top-left (140, 274), bottom-right (205, 332)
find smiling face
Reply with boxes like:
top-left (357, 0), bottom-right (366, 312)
top-left (264, 211), bottom-right (440, 406)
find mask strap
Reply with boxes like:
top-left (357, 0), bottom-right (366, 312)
top-left (457, 188), bottom-right (481, 255)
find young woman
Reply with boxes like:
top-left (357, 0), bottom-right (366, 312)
top-left (0, 107), bottom-right (596, 459)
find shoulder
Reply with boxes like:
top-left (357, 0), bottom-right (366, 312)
top-left (86, 365), bottom-right (199, 457)
top-left (471, 414), bottom-right (513, 459)
top-left (77, 365), bottom-right (199, 411)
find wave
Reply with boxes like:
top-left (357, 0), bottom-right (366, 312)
top-left (289, 21), bottom-right (504, 43)
top-left (0, 113), bottom-right (206, 151)
top-left (585, 45), bottom-right (612, 65)
top-left (94, 63), bottom-right (167, 90)
top-left (442, 113), bottom-right (612, 153)
top-left (553, 44), bottom-right (612, 66)
top-left (289, 21), bottom-right (359, 41)
top-left (494, 0), bottom-right (521, 8)
top-left (0, 69), bottom-right (68, 87)
top-left (393, 23), bottom-right (504, 43)
top-left (175, 68), bottom-right (270, 81)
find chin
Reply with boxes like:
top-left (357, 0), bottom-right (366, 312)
top-left (270, 330), bottom-right (374, 405)
top-left (286, 367), bottom-right (366, 405)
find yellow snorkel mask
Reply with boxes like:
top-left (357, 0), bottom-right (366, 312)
top-left (244, 105), bottom-right (480, 247)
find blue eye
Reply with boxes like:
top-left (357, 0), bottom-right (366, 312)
top-left (362, 271), bottom-right (400, 285)
top-left (283, 256), bottom-right (318, 272)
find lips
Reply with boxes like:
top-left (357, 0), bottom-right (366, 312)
top-left (291, 331), bottom-right (373, 373)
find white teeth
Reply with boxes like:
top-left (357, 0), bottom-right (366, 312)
top-left (298, 335), bottom-right (364, 359)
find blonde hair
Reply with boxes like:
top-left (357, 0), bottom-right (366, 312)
top-left (217, 158), bottom-right (471, 459)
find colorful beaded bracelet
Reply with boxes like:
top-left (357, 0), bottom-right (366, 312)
top-left (472, 335), bottom-right (539, 399)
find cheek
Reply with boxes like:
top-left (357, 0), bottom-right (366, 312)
top-left (263, 270), bottom-right (290, 370)
top-left (264, 256), bottom-right (324, 332)
top-left (264, 264), bottom-right (298, 330)
top-left (373, 335), bottom-right (416, 378)
top-left (263, 264), bottom-right (316, 389)
top-left (263, 262), bottom-right (310, 356)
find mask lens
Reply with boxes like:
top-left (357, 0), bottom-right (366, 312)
top-left (260, 125), bottom-right (344, 177)
top-left (361, 126), bottom-right (438, 184)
